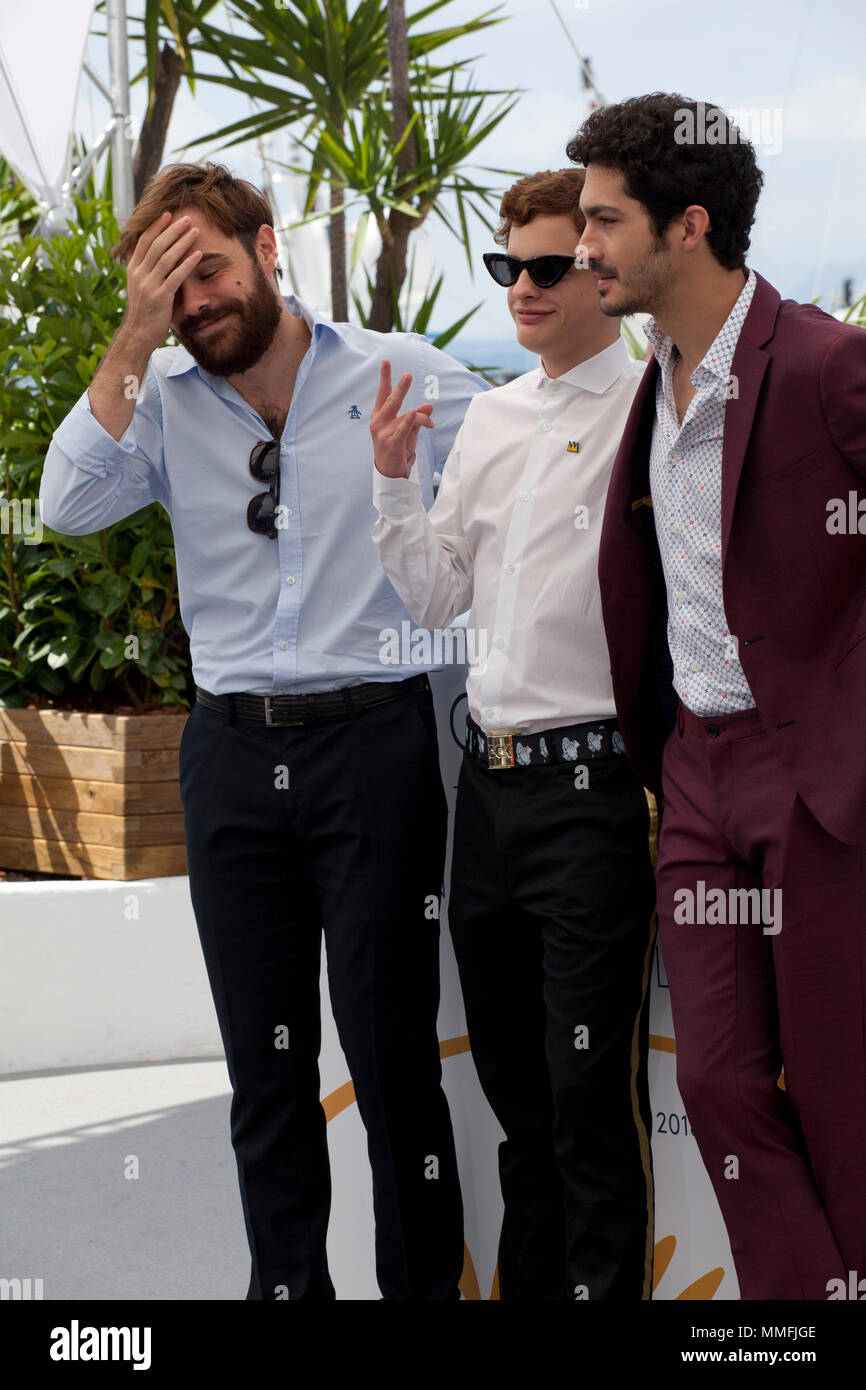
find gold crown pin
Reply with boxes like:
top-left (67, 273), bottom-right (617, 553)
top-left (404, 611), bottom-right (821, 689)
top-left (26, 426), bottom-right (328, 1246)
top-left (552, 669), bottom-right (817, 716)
top-left (566, 440), bottom-right (580, 453)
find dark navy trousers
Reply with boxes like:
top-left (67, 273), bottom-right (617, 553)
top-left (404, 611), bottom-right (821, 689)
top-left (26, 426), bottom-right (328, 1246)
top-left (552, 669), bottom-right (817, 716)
top-left (178, 683), bottom-right (463, 1299)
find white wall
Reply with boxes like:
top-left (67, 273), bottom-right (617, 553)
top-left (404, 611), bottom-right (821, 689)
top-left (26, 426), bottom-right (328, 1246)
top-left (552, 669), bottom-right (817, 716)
top-left (0, 661), bottom-right (736, 1299)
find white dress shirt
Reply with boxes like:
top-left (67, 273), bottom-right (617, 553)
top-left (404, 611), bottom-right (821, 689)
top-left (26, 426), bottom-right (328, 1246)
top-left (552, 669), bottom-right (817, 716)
top-left (372, 336), bottom-right (646, 733)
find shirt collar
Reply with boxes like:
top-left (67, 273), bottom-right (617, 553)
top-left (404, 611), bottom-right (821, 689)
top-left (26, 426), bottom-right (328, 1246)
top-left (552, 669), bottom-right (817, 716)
top-left (164, 293), bottom-right (343, 378)
top-left (532, 335), bottom-right (633, 394)
top-left (644, 268), bottom-right (757, 384)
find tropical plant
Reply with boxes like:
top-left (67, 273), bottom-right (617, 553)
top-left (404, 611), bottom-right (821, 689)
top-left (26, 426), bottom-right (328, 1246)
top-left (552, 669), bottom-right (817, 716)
top-left (841, 292), bottom-right (866, 330)
top-left (0, 186), bottom-right (191, 710)
top-left (181, 0), bottom-right (519, 327)
top-left (0, 157), bottom-right (38, 240)
top-left (93, 0), bottom-right (225, 199)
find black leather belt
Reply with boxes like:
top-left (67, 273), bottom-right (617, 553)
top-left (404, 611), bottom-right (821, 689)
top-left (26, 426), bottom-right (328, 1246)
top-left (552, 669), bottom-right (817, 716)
top-left (196, 673), bottom-right (430, 726)
top-left (465, 712), bottom-right (626, 769)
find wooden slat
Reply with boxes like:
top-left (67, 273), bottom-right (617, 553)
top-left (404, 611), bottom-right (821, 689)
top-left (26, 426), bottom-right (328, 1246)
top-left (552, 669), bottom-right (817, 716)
top-left (134, 748), bottom-right (185, 779)
top-left (0, 710), bottom-right (126, 749)
top-left (128, 715), bottom-right (186, 750)
top-left (0, 742), bottom-right (180, 783)
top-left (0, 834), bottom-right (188, 880)
top-left (0, 774), bottom-right (182, 815)
top-left (0, 708), bottom-right (189, 881)
top-left (1, 805), bottom-right (184, 847)
top-left (0, 709), bottom-right (186, 751)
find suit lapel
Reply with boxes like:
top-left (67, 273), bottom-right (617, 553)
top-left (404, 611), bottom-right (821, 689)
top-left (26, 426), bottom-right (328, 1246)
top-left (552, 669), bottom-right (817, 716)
top-left (599, 356), bottom-right (659, 616)
top-left (720, 272), bottom-right (781, 565)
top-left (625, 357), bottom-right (659, 505)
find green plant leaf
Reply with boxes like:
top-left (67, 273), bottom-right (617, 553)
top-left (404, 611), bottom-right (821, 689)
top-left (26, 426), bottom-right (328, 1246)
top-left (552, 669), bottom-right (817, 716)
top-left (36, 667), bottom-right (66, 696)
top-left (79, 585), bottom-right (107, 612)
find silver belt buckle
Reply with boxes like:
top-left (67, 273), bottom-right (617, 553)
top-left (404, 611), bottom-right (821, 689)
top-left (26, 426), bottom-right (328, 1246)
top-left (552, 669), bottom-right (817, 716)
top-left (262, 694), bottom-right (307, 727)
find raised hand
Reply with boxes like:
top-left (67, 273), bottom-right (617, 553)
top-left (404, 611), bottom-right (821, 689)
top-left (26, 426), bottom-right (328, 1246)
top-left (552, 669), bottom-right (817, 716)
top-left (124, 211), bottom-right (203, 354)
top-left (88, 212), bottom-right (203, 440)
top-left (370, 359), bottom-right (435, 478)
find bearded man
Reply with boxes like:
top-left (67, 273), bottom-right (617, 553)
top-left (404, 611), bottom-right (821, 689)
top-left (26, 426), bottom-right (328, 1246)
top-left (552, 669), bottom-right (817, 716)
top-left (40, 161), bottom-right (489, 1300)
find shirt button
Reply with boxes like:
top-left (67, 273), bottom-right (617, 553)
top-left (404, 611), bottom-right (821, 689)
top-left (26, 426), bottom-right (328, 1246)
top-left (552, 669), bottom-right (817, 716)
top-left (494, 638), bottom-right (504, 650)
top-left (285, 576), bottom-right (296, 585)
top-left (520, 492), bottom-right (530, 502)
top-left (672, 448), bottom-right (683, 461)
top-left (484, 708), bottom-right (494, 719)
top-left (279, 641), bottom-right (289, 650)
top-left (505, 563), bottom-right (515, 575)
top-left (280, 444), bottom-right (288, 454)
top-left (541, 422), bottom-right (552, 432)
top-left (283, 508), bottom-right (293, 518)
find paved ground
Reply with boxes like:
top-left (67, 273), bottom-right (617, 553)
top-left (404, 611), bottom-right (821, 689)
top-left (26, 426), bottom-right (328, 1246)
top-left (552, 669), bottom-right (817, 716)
top-left (0, 1060), bottom-right (250, 1300)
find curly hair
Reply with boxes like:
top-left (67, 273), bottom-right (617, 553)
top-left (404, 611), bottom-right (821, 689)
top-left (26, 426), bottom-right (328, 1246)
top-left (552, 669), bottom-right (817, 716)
top-left (566, 93), bottom-right (764, 271)
top-left (112, 161), bottom-right (283, 279)
top-left (492, 168), bottom-right (586, 246)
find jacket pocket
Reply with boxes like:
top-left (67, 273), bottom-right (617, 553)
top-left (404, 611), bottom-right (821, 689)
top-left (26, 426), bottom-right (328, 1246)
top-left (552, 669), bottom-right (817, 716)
top-left (750, 449), bottom-right (824, 498)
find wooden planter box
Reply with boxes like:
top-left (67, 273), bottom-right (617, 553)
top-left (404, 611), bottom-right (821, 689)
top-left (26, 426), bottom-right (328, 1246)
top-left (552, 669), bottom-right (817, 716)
top-left (0, 708), bottom-right (187, 881)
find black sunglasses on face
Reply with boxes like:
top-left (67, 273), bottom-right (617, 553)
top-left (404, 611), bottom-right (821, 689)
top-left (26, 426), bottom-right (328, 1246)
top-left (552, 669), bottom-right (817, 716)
top-left (482, 252), bottom-right (578, 289)
top-left (247, 439), bottom-right (281, 538)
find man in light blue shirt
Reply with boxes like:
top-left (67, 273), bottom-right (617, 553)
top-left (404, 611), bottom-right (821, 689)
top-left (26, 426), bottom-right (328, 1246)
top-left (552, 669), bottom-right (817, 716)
top-left (40, 161), bottom-right (489, 1300)
top-left (41, 248), bottom-right (481, 698)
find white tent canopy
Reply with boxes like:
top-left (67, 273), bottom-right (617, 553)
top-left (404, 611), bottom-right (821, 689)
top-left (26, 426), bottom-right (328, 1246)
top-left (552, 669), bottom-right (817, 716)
top-left (0, 0), bottom-right (96, 216)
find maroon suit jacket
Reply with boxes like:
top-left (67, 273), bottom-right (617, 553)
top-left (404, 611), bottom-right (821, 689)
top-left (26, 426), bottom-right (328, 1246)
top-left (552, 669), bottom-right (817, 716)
top-left (598, 270), bottom-right (866, 846)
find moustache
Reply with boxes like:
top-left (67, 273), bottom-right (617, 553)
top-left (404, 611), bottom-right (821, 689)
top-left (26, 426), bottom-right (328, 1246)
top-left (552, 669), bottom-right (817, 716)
top-left (183, 303), bottom-right (243, 333)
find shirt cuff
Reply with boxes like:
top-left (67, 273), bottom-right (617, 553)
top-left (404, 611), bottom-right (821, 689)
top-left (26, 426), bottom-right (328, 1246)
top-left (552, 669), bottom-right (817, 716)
top-left (372, 458), bottom-right (423, 515)
top-left (50, 389), bottom-right (141, 477)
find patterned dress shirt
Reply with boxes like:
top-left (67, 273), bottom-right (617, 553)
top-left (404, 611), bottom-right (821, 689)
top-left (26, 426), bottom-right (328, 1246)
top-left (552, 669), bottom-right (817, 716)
top-left (646, 268), bottom-right (758, 715)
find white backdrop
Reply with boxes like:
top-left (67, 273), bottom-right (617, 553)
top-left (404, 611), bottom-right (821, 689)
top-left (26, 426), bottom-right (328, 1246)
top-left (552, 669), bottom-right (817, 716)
top-left (318, 658), bottom-right (739, 1300)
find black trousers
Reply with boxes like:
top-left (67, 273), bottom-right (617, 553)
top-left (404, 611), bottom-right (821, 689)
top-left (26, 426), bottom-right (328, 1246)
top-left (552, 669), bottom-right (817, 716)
top-left (178, 683), bottom-right (463, 1299)
top-left (448, 745), bottom-right (657, 1300)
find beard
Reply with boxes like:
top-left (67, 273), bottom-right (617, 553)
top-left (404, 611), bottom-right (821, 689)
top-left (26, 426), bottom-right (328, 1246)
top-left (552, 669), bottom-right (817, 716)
top-left (596, 238), bottom-right (676, 318)
top-left (174, 258), bottom-right (283, 375)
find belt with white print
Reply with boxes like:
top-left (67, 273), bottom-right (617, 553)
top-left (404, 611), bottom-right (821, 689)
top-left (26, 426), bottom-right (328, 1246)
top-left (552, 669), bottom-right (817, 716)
top-left (464, 712), bottom-right (627, 770)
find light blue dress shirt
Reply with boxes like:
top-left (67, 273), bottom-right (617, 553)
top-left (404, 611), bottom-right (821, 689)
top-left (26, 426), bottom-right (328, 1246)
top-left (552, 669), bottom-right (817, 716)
top-left (40, 295), bottom-right (490, 695)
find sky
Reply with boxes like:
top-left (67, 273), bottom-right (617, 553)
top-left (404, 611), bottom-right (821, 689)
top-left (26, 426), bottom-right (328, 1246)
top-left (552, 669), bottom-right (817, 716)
top-left (76, 0), bottom-right (866, 347)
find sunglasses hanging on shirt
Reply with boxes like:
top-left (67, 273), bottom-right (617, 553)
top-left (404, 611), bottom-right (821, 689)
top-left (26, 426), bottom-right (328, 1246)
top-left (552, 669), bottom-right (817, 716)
top-left (482, 252), bottom-right (578, 289)
top-left (248, 439), bottom-right (281, 538)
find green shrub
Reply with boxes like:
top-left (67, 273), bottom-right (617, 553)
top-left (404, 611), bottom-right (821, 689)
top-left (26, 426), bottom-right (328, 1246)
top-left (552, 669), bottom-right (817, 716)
top-left (0, 192), bottom-right (192, 710)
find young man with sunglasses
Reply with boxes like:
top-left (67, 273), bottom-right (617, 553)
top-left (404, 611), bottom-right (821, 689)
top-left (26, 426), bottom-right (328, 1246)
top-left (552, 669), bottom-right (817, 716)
top-left (39, 161), bottom-right (489, 1300)
top-left (371, 169), bottom-right (657, 1300)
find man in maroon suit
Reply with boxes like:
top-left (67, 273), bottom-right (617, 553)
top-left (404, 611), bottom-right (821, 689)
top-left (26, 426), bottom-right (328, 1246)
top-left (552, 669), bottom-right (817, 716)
top-left (567, 93), bottom-right (866, 1300)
